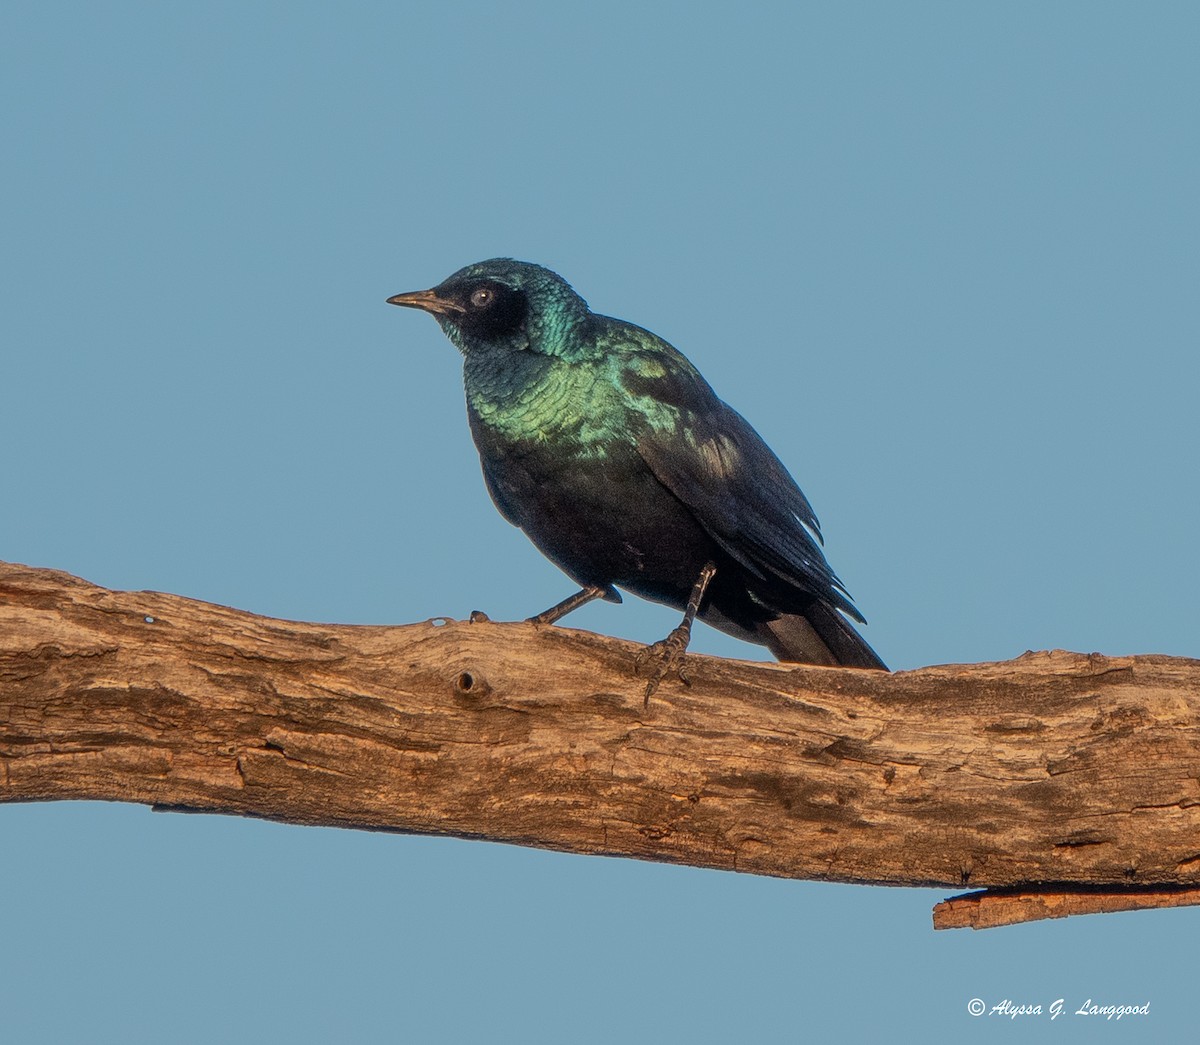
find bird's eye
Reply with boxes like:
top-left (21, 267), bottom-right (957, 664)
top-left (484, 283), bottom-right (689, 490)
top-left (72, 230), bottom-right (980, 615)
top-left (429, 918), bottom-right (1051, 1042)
top-left (470, 287), bottom-right (494, 308)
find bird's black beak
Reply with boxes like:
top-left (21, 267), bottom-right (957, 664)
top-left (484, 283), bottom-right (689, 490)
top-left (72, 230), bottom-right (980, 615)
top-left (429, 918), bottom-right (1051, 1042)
top-left (386, 288), bottom-right (465, 316)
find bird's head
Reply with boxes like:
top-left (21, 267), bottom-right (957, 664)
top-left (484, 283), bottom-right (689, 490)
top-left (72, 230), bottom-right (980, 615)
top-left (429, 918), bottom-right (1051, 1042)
top-left (388, 259), bottom-right (592, 359)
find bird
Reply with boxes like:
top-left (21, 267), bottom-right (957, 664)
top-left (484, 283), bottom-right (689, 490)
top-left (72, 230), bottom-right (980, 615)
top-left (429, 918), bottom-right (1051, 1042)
top-left (388, 259), bottom-right (886, 696)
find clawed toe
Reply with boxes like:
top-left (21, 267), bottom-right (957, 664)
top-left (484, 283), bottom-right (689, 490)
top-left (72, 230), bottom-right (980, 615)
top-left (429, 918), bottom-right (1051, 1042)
top-left (638, 625), bottom-right (693, 705)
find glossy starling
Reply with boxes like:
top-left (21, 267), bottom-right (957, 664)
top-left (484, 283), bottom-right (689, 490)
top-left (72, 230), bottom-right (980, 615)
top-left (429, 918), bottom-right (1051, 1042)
top-left (389, 259), bottom-right (885, 694)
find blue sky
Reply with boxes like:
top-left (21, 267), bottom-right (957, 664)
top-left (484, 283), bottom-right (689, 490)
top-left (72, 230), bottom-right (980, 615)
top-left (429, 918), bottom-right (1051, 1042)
top-left (2, 2), bottom-right (1197, 1041)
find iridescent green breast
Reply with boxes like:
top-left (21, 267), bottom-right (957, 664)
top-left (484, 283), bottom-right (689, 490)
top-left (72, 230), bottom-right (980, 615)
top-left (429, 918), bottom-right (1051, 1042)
top-left (462, 322), bottom-right (700, 467)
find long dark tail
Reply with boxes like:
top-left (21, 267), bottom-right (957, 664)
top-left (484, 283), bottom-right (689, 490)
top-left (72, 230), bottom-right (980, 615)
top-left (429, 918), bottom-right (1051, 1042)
top-left (757, 602), bottom-right (887, 670)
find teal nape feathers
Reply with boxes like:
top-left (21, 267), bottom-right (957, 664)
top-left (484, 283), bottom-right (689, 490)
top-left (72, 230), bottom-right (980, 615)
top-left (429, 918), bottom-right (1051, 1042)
top-left (389, 259), bottom-right (885, 697)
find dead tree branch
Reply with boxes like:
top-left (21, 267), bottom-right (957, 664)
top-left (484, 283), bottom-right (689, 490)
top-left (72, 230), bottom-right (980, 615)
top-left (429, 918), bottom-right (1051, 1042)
top-left (2, 561), bottom-right (1198, 930)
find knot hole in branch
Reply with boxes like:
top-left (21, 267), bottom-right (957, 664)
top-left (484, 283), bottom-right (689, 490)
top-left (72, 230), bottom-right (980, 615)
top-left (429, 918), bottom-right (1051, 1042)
top-left (453, 669), bottom-right (492, 700)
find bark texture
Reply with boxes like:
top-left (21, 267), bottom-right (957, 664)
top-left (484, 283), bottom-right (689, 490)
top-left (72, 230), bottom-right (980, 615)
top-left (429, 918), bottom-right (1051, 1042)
top-left (932, 885), bottom-right (1200, 930)
top-left (2, 561), bottom-right (1198, 929)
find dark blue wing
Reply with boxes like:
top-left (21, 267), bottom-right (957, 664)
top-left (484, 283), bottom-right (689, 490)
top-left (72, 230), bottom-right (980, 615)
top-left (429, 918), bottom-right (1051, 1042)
top-left (620, 343), bottom-right (865, 622)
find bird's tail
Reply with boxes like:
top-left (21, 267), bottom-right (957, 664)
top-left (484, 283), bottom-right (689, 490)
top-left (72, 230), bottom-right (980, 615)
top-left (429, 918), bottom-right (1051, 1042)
top-left (757, 603), bottom-right (887, 670)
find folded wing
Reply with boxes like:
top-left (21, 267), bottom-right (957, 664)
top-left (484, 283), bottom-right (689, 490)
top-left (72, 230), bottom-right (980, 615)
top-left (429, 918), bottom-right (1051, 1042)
top-left (619, 343), bottom-right (865, 624)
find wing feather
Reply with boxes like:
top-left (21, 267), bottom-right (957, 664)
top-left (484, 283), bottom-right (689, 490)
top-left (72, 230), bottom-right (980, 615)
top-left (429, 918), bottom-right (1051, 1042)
top-left (620, 344), bottom-right (864, 622)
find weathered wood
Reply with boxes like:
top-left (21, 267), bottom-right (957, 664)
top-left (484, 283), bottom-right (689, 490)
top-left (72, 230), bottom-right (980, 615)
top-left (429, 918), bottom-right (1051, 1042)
top-left (2, 560), bottom-right (1199, 929)
top-left (933, 886), bottom-right (1200, 930)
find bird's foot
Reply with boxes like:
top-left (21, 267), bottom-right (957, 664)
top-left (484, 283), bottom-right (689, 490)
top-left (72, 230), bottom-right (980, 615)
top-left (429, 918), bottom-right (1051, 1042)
top-left (637, 623), bottom-right (695, 706)
top-left (636, 563), bottom-right (715, 706)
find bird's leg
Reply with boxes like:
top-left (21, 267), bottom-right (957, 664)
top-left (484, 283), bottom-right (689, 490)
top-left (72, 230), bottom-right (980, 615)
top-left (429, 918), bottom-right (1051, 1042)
top-left (527, 585), bottom-right (609, 626)
top-left (640, 562), bottom-right (717, 705)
